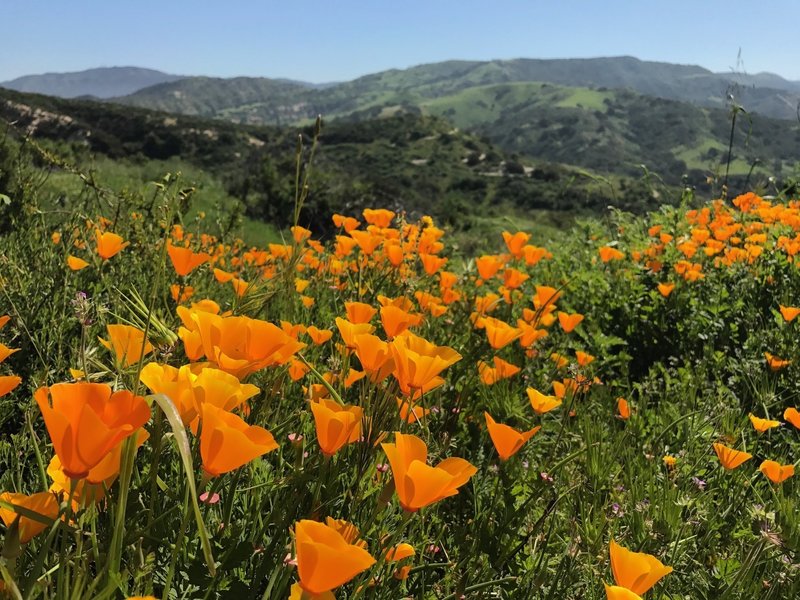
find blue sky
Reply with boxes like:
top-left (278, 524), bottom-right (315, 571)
top-left (2, 1), bottom-right (799, 82)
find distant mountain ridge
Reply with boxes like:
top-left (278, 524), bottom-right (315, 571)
top-left (0, 67), bottom-right (184, 99)
top-left (114, 56), bottom-right (800, 122)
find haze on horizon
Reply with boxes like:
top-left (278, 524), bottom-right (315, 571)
top-left (2, 0), bottom-right (799, 83)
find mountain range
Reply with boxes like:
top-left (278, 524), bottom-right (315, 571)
top-left (0, 67), bottom-right (182, 99)
top-left (3, 57), bottom-right (799, 120)
top-left (2, 57), bottom-right (799, 233)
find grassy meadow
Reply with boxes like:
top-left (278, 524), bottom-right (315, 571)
top-left (0, 126), bottom-right (798, 600)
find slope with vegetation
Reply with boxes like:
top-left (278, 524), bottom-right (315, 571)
top-left (2, 87), bottom-right (644, 247)
top-left (111, 60), bottom-right (800, 192)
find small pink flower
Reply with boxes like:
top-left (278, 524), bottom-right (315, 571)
top-left (200, 491), bottom-right (220, 504)
top-left (283, 552), bottom-right (297, 566)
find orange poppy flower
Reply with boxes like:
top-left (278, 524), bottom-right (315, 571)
top-left (294, 519), bottom-right (376, 596)
top-left (533, 285), bottom-right (561, 310)
top-left (213, 268), bottom-right (235, 283)
top-left (0, 491), bottom-right (60, 544)
top-left (291, 225), bottom-right (312, 244)
top-left (310, 398), bottom-right (363, 457)
top-left (575, 351), bottom-right (595, 366)
top-left (381, 432), bottom-right (477, 512)
top-left (287, 358), bottom-right (310, 382)
top-left (502, 268), bottom-right (529, 290)
top-left (396, 397), bottom-right (431, 423)
top-left (99, 324), bottom-right (154, 368)
top-left (517, 321), bottom-right (548, 348)
top-left (48, 429), bottom-right (149, 507)
top-left (306, 326), bottom-right (333, 345)
top-left (200, 403), bottom-right (278, 477)
top-left (0, 375), bottom-right (22, 398)
top-left (420, 253), bottom-right (448, 275)
top-left (335, 317), bottom-right (376, 350)
top-left (759, 460), bottom-right (795, 483)
top-left (166, 240), bottom-right (210, 276)
top-left (334, 235), bottom-right (359, 257)
top-left (0, 343), bottom-right (19, 364)
top-left (550, 352), bottom-right (569, 369)
top-left (657, 283), bottom-right (674, 297)
top-left (362, 208), bottom-right (395, 228)
top-left (351, 333), bottom-right (395, 382)
top-left (617, 397), bottom-right (630, 420)
top-left (748, 413), bottom-right (781, 433)
top-left (0, 315), bottom-right (9, 329)
top-left (180, 311), bottom-right (304, 379)
top-left (603, 584), bottom-right (642, 600)
top-left (785, 407), bottom-right (800, 429)
top-left (170, 284), bottom-right (194, 304)
top-left (345, 301), bottom-right (377, 324)
top-left (389, 331), bottom-right (461, 396)
top-left (67, 255), bottom-right (90, 271)
top-left (343, 368), bottom-right (365, 388)
top-left (35, 382), bottom-right (150, 479)
top-left (475, 255), bottom-right (504, 280)
top-left (522, 244), bottom-right (551, 266)
top-left (779, 305), bottom-right (800, 322)
top-left (439, 271), bottom-right (458, 289)
top-left (377, 295), bottom-right (415, 311)
top-left (383, 241), bottom-right (405, 267)
top-left (482, 316), bottom-right (522, 350)
top-left (230, 277), bottom-right (249, 297)
top-left (609, 539), bottom-right (672, 595)
top-left (349, 230), bottom-right (382, 255)
top-left (332, 213), bottom-right (360, 232)
top-left (484, 412), bottom-right (540, 461)
top-left (599, 246), bottom-right (625, 263)
top-left (712, 442), bottom-right (752, 470)
top-left (502, 230), bottom-right (530, 258)
top-left (385, 542), bottom-right (415, 562)
top-left (765, 352), bottom-right (791, 371)
top-left (552, 380), bottom-right (569, 399)
top-left (386, 542), bottom-right (415, 580)
top-left (380, 305), bottom-right (422, 339)
top-left (415, 291), bottom-right (442, 312)
top-left (527, 388), bottom-right (562, 414)
top-left (95, 230), bottom-right (129, 260)
top-left (281, 321), bottom-right (307, 340)
top-left (140, 363), bottom-right (260, 426)
top-left (557, 312), bottom-right (584, 333)
top-left (477, 356), bottom-right (520, 385)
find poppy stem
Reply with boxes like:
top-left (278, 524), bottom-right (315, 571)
top-left (79, 323), bottom-right (88, 381)
top-left (162, 486), bottom-right (191, 600)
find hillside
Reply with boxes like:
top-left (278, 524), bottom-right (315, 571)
top-left (1, 88), bottom-right (636, 242)
top-left (0, 67), bottom-right (183, 99)
top-left (116, 56), bottom-right (800, 122)
top-left (118, 80), bottom-right (799, 186)
top-left (108, 58), bottom-right (800, 188)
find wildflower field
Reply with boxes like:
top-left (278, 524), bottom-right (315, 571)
top-left (0, 144), bottom-right (799, 600)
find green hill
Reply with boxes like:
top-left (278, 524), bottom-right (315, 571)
top-left (116, 57), bottom-right (800, 121)
top-left (111, 60), bottom-right (800, 188)
top-left (2, 88), bottom-right (643, 245)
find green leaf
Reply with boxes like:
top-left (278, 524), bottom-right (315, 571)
top-left (150, 393), bottom-right (216, 575)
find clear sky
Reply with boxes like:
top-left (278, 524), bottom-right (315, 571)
top-left (2, 0), bottom-right (799, 82)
